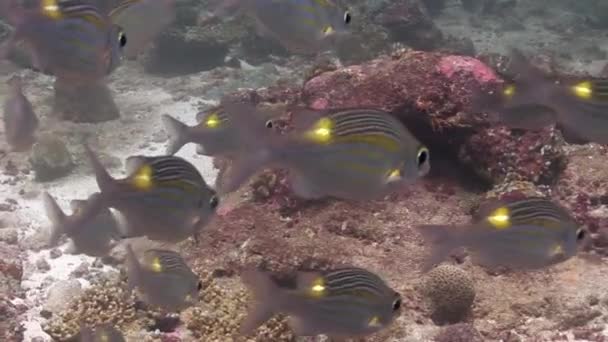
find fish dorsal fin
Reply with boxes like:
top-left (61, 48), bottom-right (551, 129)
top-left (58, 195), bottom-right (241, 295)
top-left (296, 271), bottom-right (328, 298)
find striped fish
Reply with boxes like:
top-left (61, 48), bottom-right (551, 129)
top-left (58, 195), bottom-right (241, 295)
top-left (79, 324), bottom-right (125, 342)
top-left (215, 0), bottom-right (351, 54)
top-left (218, 102), bottom-right (430, 201)
top-left (471, 48), bottom-right (608, 144)
top-left (1, 0), bottom-right (126, 82)
top-left (125, 244), bottom-right (201, 312)
top-left (84, 145), bottom-right (219, 243)
top-left (240, 267), bottom-right (401, 337)
top-left (417, 197), bottom-right (587, 271)
top-left (108, 0), bottom-right (175, 58)
top-left (162, 105), bottom-right (276, 156)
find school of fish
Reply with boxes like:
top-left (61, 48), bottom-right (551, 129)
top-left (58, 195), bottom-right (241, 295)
top-left (0, 0), bottom-right (605, 340)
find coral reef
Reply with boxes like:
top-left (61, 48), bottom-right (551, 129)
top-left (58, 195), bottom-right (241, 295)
top-left (420, 264), bottom-right (476, 324)
top-left (0, 241), bottom-right (24, 342)
top-left (29, 135), bottom-right (75, 182)
top-left (43, 279), bottom-right (138, 341)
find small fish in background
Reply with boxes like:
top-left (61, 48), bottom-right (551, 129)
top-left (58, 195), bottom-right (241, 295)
top-left (240, 267), bottom-right (402, 337)
top-left (212, 0), bottom-right (352, 54)
top-left (84, 145), bottom-right (219, 243)
top-left (472, 48), bottom-right (608, 144)
top-left (42, 192), bottom-right (122, 257)
top-left (125, 244), bottom-right (201, 312)
top-left (0, 0), bottom-right (128, 83)
top-left (416, 197), bottom-right (588, 271)
top-left (79, 323), bottom-right (125, 342)
top-left (162, 105), bottom-right (275, 156)
top-left (218, 101), bottom-right (430, 201)
top-left (2, 75), bottom-right (38, 151)
top-left (109, 0), bottom-right (175, 59)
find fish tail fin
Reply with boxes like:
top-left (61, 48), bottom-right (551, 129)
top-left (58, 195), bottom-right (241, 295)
top-left (239, 269), bottom-right (282, 335)
top-left (161, 114), bottom-right (190, 155)
top-left (83, 144), bottom-right (117, 195)
top-left (42, 192), bottom-right (67, 247)
top-left (416, 224), bottom-right (466, 272)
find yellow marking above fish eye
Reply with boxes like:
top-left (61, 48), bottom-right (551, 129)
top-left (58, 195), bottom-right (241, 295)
top-left (304, 117), bottom-right (334, 144)
top-left (503, 85), bottom-right (516, 98)
top-left (149, 256), bottom-right (163, 273)
top-left (132, 164), bottom-right (154, 190)
top-left (41, 0), bottom-right (62, 19)
top-left (571, 81), bottom-right (593, 100)
top-left (487, 206), bottom-right (511, 229)
top-left (205, 112), bottom-right (221, 129)
top-left (368, 316), bottom-right (381, 327)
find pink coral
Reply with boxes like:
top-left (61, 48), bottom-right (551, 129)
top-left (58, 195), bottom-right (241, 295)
top-left (437, 55), bottom-right (500, 84)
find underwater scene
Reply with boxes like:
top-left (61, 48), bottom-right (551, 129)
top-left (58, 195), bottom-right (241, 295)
top-left (2, 0), bottom-right (608, 341)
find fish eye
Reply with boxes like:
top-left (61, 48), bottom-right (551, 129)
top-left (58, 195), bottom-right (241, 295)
top-left (197, 281), bottom-right (203, 291)
top-left (392, 297), bottom-right (401, 311)
top-left (344, 11), bottom-right (351, 24)
top-left (118, 31), bottom-right (127, 47)
top-left (417, 147), bottom-right (429, 168)
top-left (265, 120), bottom-right (273, 129)
top-left (209, 195), bottom-right (219, 209)
top-left (576, 228), bottom-right (586, 241)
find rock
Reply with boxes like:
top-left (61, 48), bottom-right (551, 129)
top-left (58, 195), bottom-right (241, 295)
top-left (459, 126), bottom-right (566, 185)
top-left (71, 262), bottom-right (90, 278)
top-left (44, 279), bottom-right (83, 314)
top-left (36, 258), bottom-right (50, 272)
top-left (29, 135), bottom-right (75, 182)
top-left (435, 323), bottom-right (484, 342)
top-left (143, 26), bottom-right (231, 76)
top-left (373, 0), bottom-right (444, 50)
top-left (421, 0), bottom-right (448, 16)
top-left (421, 264), bottom-right (475, 324)
top-left (49, 248), bottom-right (62, 259)
top-left (0, 228), bottom-right (18, 245)
top-left (0, 242), bottom-right (24, 342)
top-left (53, 78), bottom-right (119, 122)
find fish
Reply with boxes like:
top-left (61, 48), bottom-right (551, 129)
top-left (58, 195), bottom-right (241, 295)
top-left (84, 145), bottom-right (219, 243)
top-left (472, 48), bottom-right (608, 144)
top-left (214, 0), bottom-right (352, 54)
top-left (1, 0), bottom-right (127, 82)
top-left (240, 267), bottom-right (402, 337)
top-left (43, 191), bottom-right (122, 257)
top-left (162, 105), bottom-right (275, 156)
top-left (2, 75), bottom-right (38, 152)
top-left (125, 244), bottom-right (201, 312)
top-left (108, 0), bottom-right (175, 59)
top-left (79, 323), bottom-right (125, 342)
top-left (218, 101), bottom-right (430, 201)
top-left (416, 197), bottom-right (588, 271)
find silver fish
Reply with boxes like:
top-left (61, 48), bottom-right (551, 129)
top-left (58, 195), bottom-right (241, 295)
top-left (241, 267), bottom-right (401, 337)
top-left (109, 0), bottom-right (175, 59)
top-left (125, 244), bottom-right (201, 312)
top-left (43, 191), bottom-right (122, 257)
top-left (1, 0), bottom-right (127, 82)
top-left (215, 0), bottom-right (351, 54)
top-left (417, 197), bottom-right (587, 271)
top-left (472, 48), bottom-right (608, 144)
top-left (162, 105), bottom-right (274, 156)
top-left (3, 75), bottom-right (38, 151)
top-left (219, 101), bottom-right (430, 201)
top-left (79, 323), bottom-right (125, 342)
top-left (84, 145), bottom-right (219, 243)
